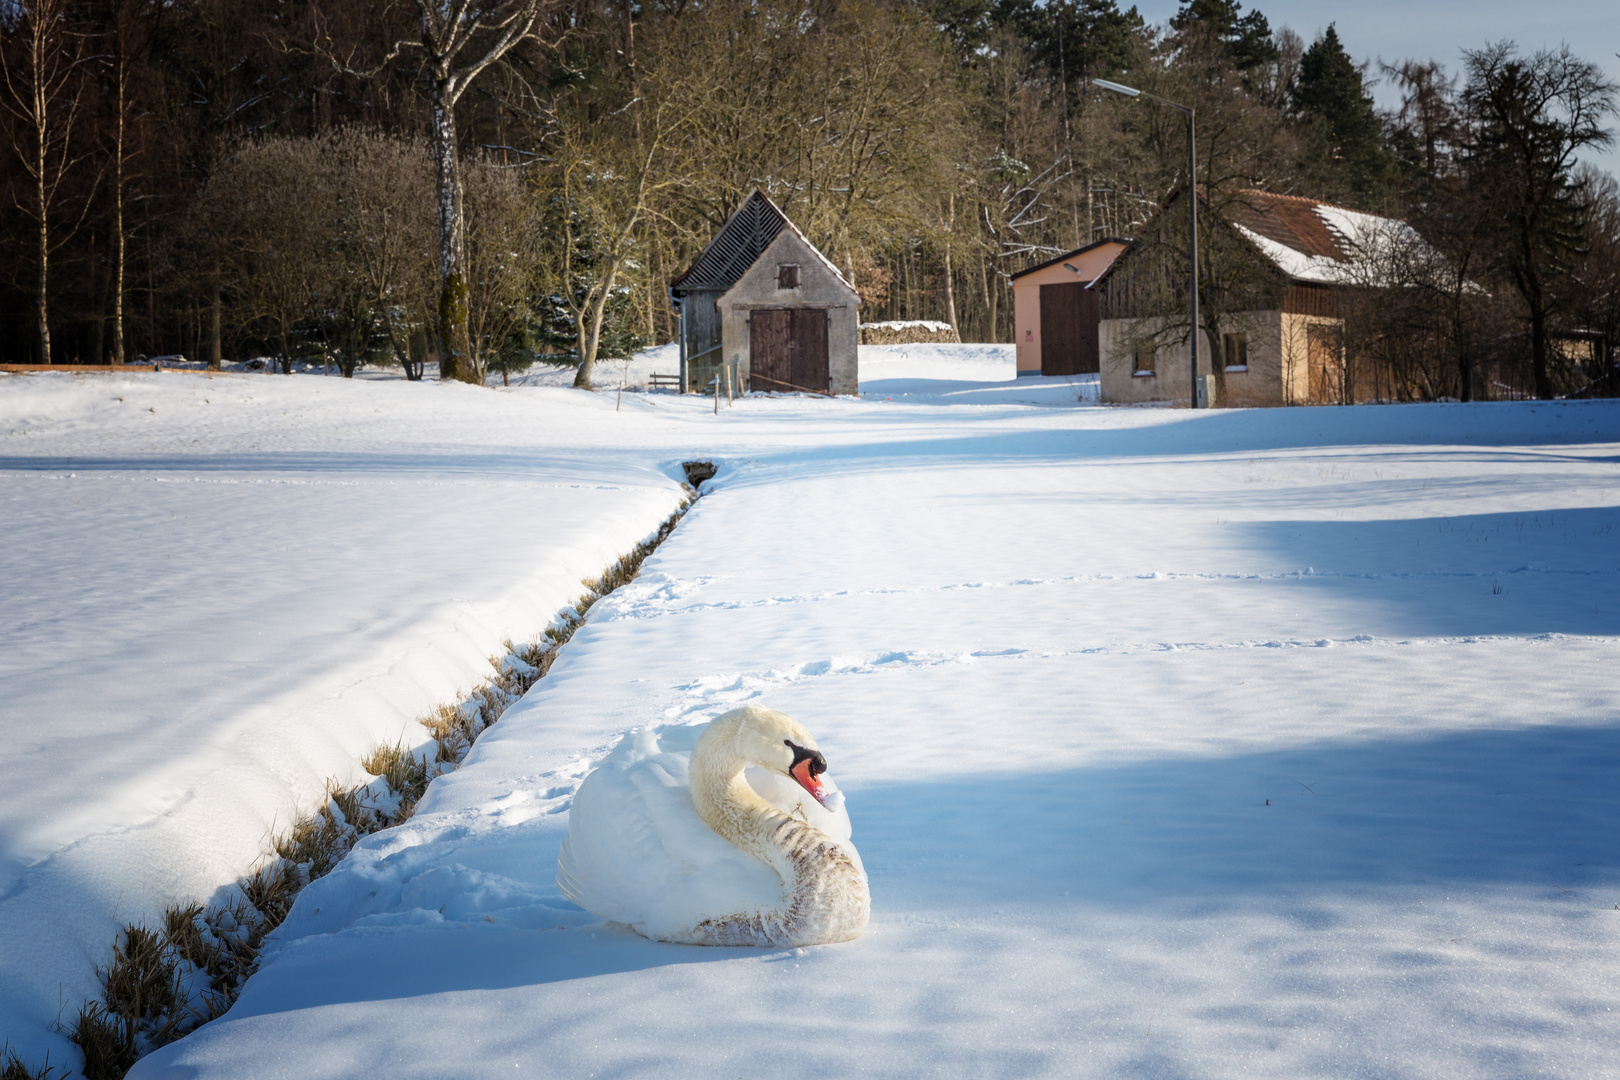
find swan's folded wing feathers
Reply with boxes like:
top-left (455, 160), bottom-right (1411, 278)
top-left (626, 755), bottom-right (782, 939)
top-left (559, 747), bottom-right (779, 937)
top-left (556, 753), bottom-right (679, 926)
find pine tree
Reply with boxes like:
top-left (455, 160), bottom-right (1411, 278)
top-left (1170, 0), bottom-right (1278, 72)
top-left (1293, 25), bottom-right (1391, 205)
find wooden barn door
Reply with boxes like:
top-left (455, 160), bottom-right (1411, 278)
top-left (750, 308), bottom-right (828, 393)
top-left (1039, 282), bottom-right (1098, 375)
top-left (751, 309), bottom-right (792, 391)
top-left (1307, 322), bottom-right (1344, 403)
top-left (789, 307), bottom-right (829, 392)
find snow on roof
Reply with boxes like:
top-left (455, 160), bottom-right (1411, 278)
top-left (1224, 191), bottom-right (1430, 287)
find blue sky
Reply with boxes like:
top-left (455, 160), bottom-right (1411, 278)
top-left (1133, 0), bottom-right (1620, 176)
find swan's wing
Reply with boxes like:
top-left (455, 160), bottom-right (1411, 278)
top-left (557, 749), bottom-right (673, 926)
top-left (558, 745), bottom-right (780, 940)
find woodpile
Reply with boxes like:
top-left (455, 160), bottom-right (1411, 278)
top-left (859, 320), bottom-right (960, 346)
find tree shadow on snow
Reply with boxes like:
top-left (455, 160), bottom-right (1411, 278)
top-left (211, 719), bottom-right (1620, 1015)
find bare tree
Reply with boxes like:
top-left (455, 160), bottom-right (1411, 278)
top-left (2, 0), bottom-right (97, 364)
top-left (325, 130), bottom-right (436, 377)
top-left (645, 0), bottom-right (966, 296)
top-left (98, 0), bottom-right (154, 367)
top-left (461, 154), bottom-right (536, 380)
top-left (195, 137), bottom-right (332, 373)
top-left (528, 35), bottom-right (705, 388)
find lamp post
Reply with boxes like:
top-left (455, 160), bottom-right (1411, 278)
top-left (1092, 78), bottom-right (1201, 409)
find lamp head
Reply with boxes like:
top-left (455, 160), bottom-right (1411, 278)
top-left (1091, 77), bottom-right (1141, 97)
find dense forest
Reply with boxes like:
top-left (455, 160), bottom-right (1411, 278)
top-left (1, 0), bottom-right (1616, 397)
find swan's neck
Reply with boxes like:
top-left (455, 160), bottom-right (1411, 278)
top-left (689, 751), bottom-right (784, 865)
top-left (687, 745), bottom-right (869, 947)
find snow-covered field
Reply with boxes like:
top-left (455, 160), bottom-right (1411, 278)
top-left (5, 346), bottom-right (1619, 1078)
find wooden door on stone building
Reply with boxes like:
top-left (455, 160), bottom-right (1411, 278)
top-left (1308, 322), bottom-right (1344, 403)
top-left (750, 308), bottom-right (829, 393)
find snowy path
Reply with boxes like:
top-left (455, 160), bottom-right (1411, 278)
top-left (130, 396), bottom-right (1620, 1079)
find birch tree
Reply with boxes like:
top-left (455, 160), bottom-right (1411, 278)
top-left (1, 0), bottom-right (96, 364)
top-left (327, 0), bottom-right (547, 384)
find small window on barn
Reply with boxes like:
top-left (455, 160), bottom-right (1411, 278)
top-left (1223, 332), bottom-right (1248, 372)
top-left (1133, 349), bottom-right (1156, 376)
top-left (777, 264), bottom-right (800, 289)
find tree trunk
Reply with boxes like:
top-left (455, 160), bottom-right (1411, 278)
top-left (89, 233), bottom-right (104, 363)
top-left (1523, 240), bottom-right (1552, 398)
top-left (36, 123), bottom-right (52, 364)
top-left (111, 31), bottom-right (127, 366)
top-left (113, 191), bottom-right (126, 364)
top-left (572, 271), bottom-right (620, 389)
top-left (430, 81), bottom-right (476, 384)
top-left (207, 274), bottom-right (222, 371)
top-left (987, 262), bottom-right (1000, 343)
top-left (1453, 289), bottom-right (1472, 401)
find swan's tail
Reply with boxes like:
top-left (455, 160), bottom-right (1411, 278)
top-left (555, 830), bottom-right (588, 910)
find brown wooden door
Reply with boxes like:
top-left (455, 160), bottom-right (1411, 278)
top-left (751, 309), bottom-right (792, 391)
top-left (790, 307), bottom-right (829, 392)
top-left (1039, 282), bottom-right (1098, 375)
top-left (1308, 322), bottom-right (1344, 403)
top-left (750, 308), bottom-right (828, 392)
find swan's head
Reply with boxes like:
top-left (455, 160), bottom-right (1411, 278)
top-left (701, 704), bottom-right (836, 809)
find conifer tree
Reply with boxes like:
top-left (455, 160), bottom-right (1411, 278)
top-left (1294, 25), bottom-right (1391, 205)
top-left (1170, 0), bottom-right (1277, 73)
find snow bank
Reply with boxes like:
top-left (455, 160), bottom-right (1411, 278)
top-left (0, 370), bottom-right (689, 1067)
top-left (859, 342), bottom-right (1098, 404)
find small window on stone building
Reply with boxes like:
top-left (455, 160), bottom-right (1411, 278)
top-left (1133, 349), bottom-right (1156, 376)
top-left (777, 264), bottom-right (800, 289)
top-left (1223, 332), bottom-right (1248, 371)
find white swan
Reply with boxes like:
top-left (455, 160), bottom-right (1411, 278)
top-left (557, 705), bottom-right (869, 946)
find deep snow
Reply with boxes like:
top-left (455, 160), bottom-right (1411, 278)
top-left (4, 348), bottom-right (1619, 1078)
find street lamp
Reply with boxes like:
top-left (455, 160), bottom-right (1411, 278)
top-left (1092, 78), bottom-right (1201, 409)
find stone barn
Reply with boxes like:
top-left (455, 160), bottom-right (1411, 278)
top-left (1009, 239), bottom-right (1131, 376)
top-left (669, 190), bottom-right (860, 395)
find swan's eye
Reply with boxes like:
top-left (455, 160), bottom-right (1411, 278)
top-left (784, 739), bottom-right (827, 777)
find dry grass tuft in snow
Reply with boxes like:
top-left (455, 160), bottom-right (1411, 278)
top-left (2, 1042), bottom-right (65, 1080)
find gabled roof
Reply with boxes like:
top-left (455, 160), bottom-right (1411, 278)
top-left (1091, 187), bottom-right (1438, 293)
top-left (1008, 237), bottom-right (1132, 281)
top-left (1223, 190), bottom-right (1428, 286)
top-left (670, 190), bottom-right (789, 293)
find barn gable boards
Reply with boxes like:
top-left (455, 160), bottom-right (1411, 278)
top-left (669, 191), bottom-right (789, 392)
top-left (718, 228), bottom-right (860, 395)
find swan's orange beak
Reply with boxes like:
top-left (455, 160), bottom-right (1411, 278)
top-left (790, 757), bottom-right (833, 809)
